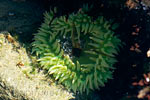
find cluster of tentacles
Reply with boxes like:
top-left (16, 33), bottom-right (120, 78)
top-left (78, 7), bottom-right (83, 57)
top-left (32, 7), bottom-right (122, 94)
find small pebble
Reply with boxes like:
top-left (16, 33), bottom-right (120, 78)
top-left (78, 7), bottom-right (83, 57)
top-left (147, 49), bottom-right (150, 57)
top-left (143, 7), bottom-right (147, 10)
top-left (8, 12), bottom-right (15, 16)
top-left (19, 31), bottom-right (23, 34)
top-left (146, 77), bottom-right (150, 82)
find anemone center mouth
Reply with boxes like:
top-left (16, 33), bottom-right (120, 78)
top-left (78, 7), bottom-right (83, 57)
top-left (72, 48), bottom-right (82, 57)
top-left (59, 37), bottom-right (83, 58)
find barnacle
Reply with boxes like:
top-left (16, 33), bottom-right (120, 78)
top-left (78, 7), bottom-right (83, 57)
top-left (32, 7), bottom-right (122, 94)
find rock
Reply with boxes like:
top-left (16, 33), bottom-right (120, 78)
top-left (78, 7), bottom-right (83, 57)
top-left (0, 32), bottom-right (74, 100)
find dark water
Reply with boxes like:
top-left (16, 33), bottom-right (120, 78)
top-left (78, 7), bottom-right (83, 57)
top-left (0, 0), bottom-right (45, 43)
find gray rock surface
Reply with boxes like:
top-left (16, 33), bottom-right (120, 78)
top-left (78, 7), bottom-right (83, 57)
top-left (0, 32), bottom-right (74, 100)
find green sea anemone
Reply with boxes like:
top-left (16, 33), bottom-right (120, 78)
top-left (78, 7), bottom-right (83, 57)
top-left (32, 7), bottom-right (122, 94)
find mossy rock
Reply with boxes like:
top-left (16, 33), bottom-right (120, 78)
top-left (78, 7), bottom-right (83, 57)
top-left (0, 32), bottom-right (74, 100)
